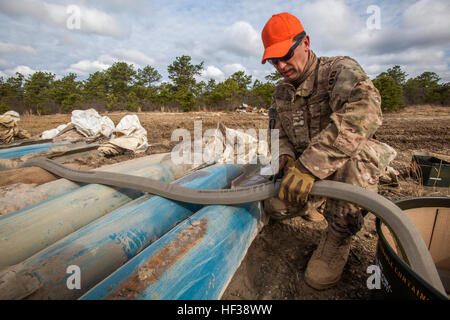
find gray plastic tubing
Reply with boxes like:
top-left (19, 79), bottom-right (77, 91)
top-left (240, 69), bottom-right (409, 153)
top-left (20, 157), bottom-right (446, 295)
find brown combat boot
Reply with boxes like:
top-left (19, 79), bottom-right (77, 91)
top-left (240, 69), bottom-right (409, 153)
top-left (263, 196), bottom-right (325, 221)
top-left (263, 197), bottom-right (302, 220)
top-left (304, 230), bottom-right (352, 290)
top-left (303, 208), bottom-right (325, 222)
top-left (302, 196), bottom-right (325, 222)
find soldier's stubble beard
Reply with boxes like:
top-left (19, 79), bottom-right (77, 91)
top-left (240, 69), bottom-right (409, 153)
top-left (278, 48), bottom-right (310, 83)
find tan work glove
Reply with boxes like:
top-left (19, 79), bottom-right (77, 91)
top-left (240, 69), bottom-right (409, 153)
top-left (278, 160), bottom-right (315, 204)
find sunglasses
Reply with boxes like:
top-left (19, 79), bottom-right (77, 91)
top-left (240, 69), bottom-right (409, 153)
top-left (267, 31), bottom-right (306, 66)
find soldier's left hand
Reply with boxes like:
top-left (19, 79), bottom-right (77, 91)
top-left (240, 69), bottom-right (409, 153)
top-left (278, 161), bottom-right (316, 204)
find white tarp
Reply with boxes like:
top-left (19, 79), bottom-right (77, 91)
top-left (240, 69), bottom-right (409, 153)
top-left (41, 124), bottom-right (68, 140)
top-left (99, 114), bottom-right (149, 155)
top-left (194, 122), bottom-right (270, 169)
top-left (71, 109), bottom-right (115, 138)
top-left (40, 109), bottom-right (115, 140)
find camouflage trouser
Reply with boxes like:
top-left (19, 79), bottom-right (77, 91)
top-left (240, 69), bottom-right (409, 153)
top-left (264, 149), bottom-right (381, 237)
top-left (323, 152), bottom-right (379, 237)
top-left (323, 138), bottom-right (396, 237)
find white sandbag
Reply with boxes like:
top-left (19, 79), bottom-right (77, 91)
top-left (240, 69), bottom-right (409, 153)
top-left (113, 114), bottom-right (146, 138)
top-left (71, 109), bottom-right (114, 138)
top-left (101, 135), bottom-right (148, 154)
top-left (100, 116), bottom-right (115, 138)
top-left (202, 123), bottom-right (270, 166)
top-left (40, 109), bottom-right (114, 141)
top-left (41, 124), bottom-right (68, 140)
top-left (99, 114), bottom-right (149, 154)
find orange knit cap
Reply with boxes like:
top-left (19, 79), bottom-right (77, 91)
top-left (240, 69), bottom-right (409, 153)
top-left (261, 13), bottom-right (304, 64)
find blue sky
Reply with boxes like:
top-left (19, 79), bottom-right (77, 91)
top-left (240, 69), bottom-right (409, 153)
top-left (0, 0), bottom-right (449, 83)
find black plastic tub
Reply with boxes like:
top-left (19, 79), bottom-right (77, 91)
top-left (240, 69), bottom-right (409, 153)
top-left (375, 197), bottom-right (449, 300)
top-left (411, 155), bottom-right (450, 187)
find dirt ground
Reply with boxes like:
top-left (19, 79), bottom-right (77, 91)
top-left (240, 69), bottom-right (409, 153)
top-left (13, 105), bottom-right (450, 300)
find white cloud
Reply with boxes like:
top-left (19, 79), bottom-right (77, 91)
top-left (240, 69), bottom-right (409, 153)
top-left (354, 0), bottom-right (450, 55)
top-left (112, 49), bottom-right (155, 66)
top-left (13, 65), bottom-right (36, 77)
top-left (0, 41), bottom-right (37, 55)
top-left (290, 0), bottom-right (450, 81)
top-left (302, 0), bottom-right (357, 36)
top-left (67, 59), bottom-right (109, 75)
top-left (221, 21), bottom-right (263, 57)
top-left (223, 63), bottom-right (248, 75)
top-left (362, 48), bottom-right (449, 80)
top-left (0, 0), bottom-right (448, 83)
top-left (66, 49), bottom-right (156, 75)
top-left (365, 49), bottom-right (445, 67)
top-left (77, 5), bottom-right (130, 39)
top-left (199, 65), bottom-right (225, 81)
top-left (300, 0), bottom-right (360, 51)
top-left (0, 0), bottom-right (130, 39)
top-left (403, 0), bottom-right (450, 38)
top-left (251, 68), bottom-right (272, 81)
top-left (1, 65), bottom-right (37, 78)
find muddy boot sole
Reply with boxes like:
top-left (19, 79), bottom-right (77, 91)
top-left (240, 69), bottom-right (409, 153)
top-left (304, 272), bottom-right (340, 290)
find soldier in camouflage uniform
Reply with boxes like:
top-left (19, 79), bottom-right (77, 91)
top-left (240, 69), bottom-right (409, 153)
top-left (261, 13), bottom-right (397, 290)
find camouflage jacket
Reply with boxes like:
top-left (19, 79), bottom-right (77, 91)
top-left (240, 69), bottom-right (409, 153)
top-left (269, 50), bottom-right (395, 179)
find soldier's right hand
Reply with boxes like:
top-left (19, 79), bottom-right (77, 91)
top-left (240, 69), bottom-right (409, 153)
top-left (278, 163), bottom-right (315, 204)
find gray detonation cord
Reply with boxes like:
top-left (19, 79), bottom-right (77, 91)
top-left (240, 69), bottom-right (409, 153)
top-left (20, 157), bottom-right (446, 295)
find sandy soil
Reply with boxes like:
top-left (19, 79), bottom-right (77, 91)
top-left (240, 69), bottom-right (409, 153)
top-left (13, 105), bottom-right (450, 300)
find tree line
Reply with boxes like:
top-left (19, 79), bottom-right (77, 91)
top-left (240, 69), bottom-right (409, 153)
top-left (0, 55), bottom-right (448, 115)
top-left (372, 65), bottom-right (449, 111)
top-left (0, 55), bottom-right (276, 115)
